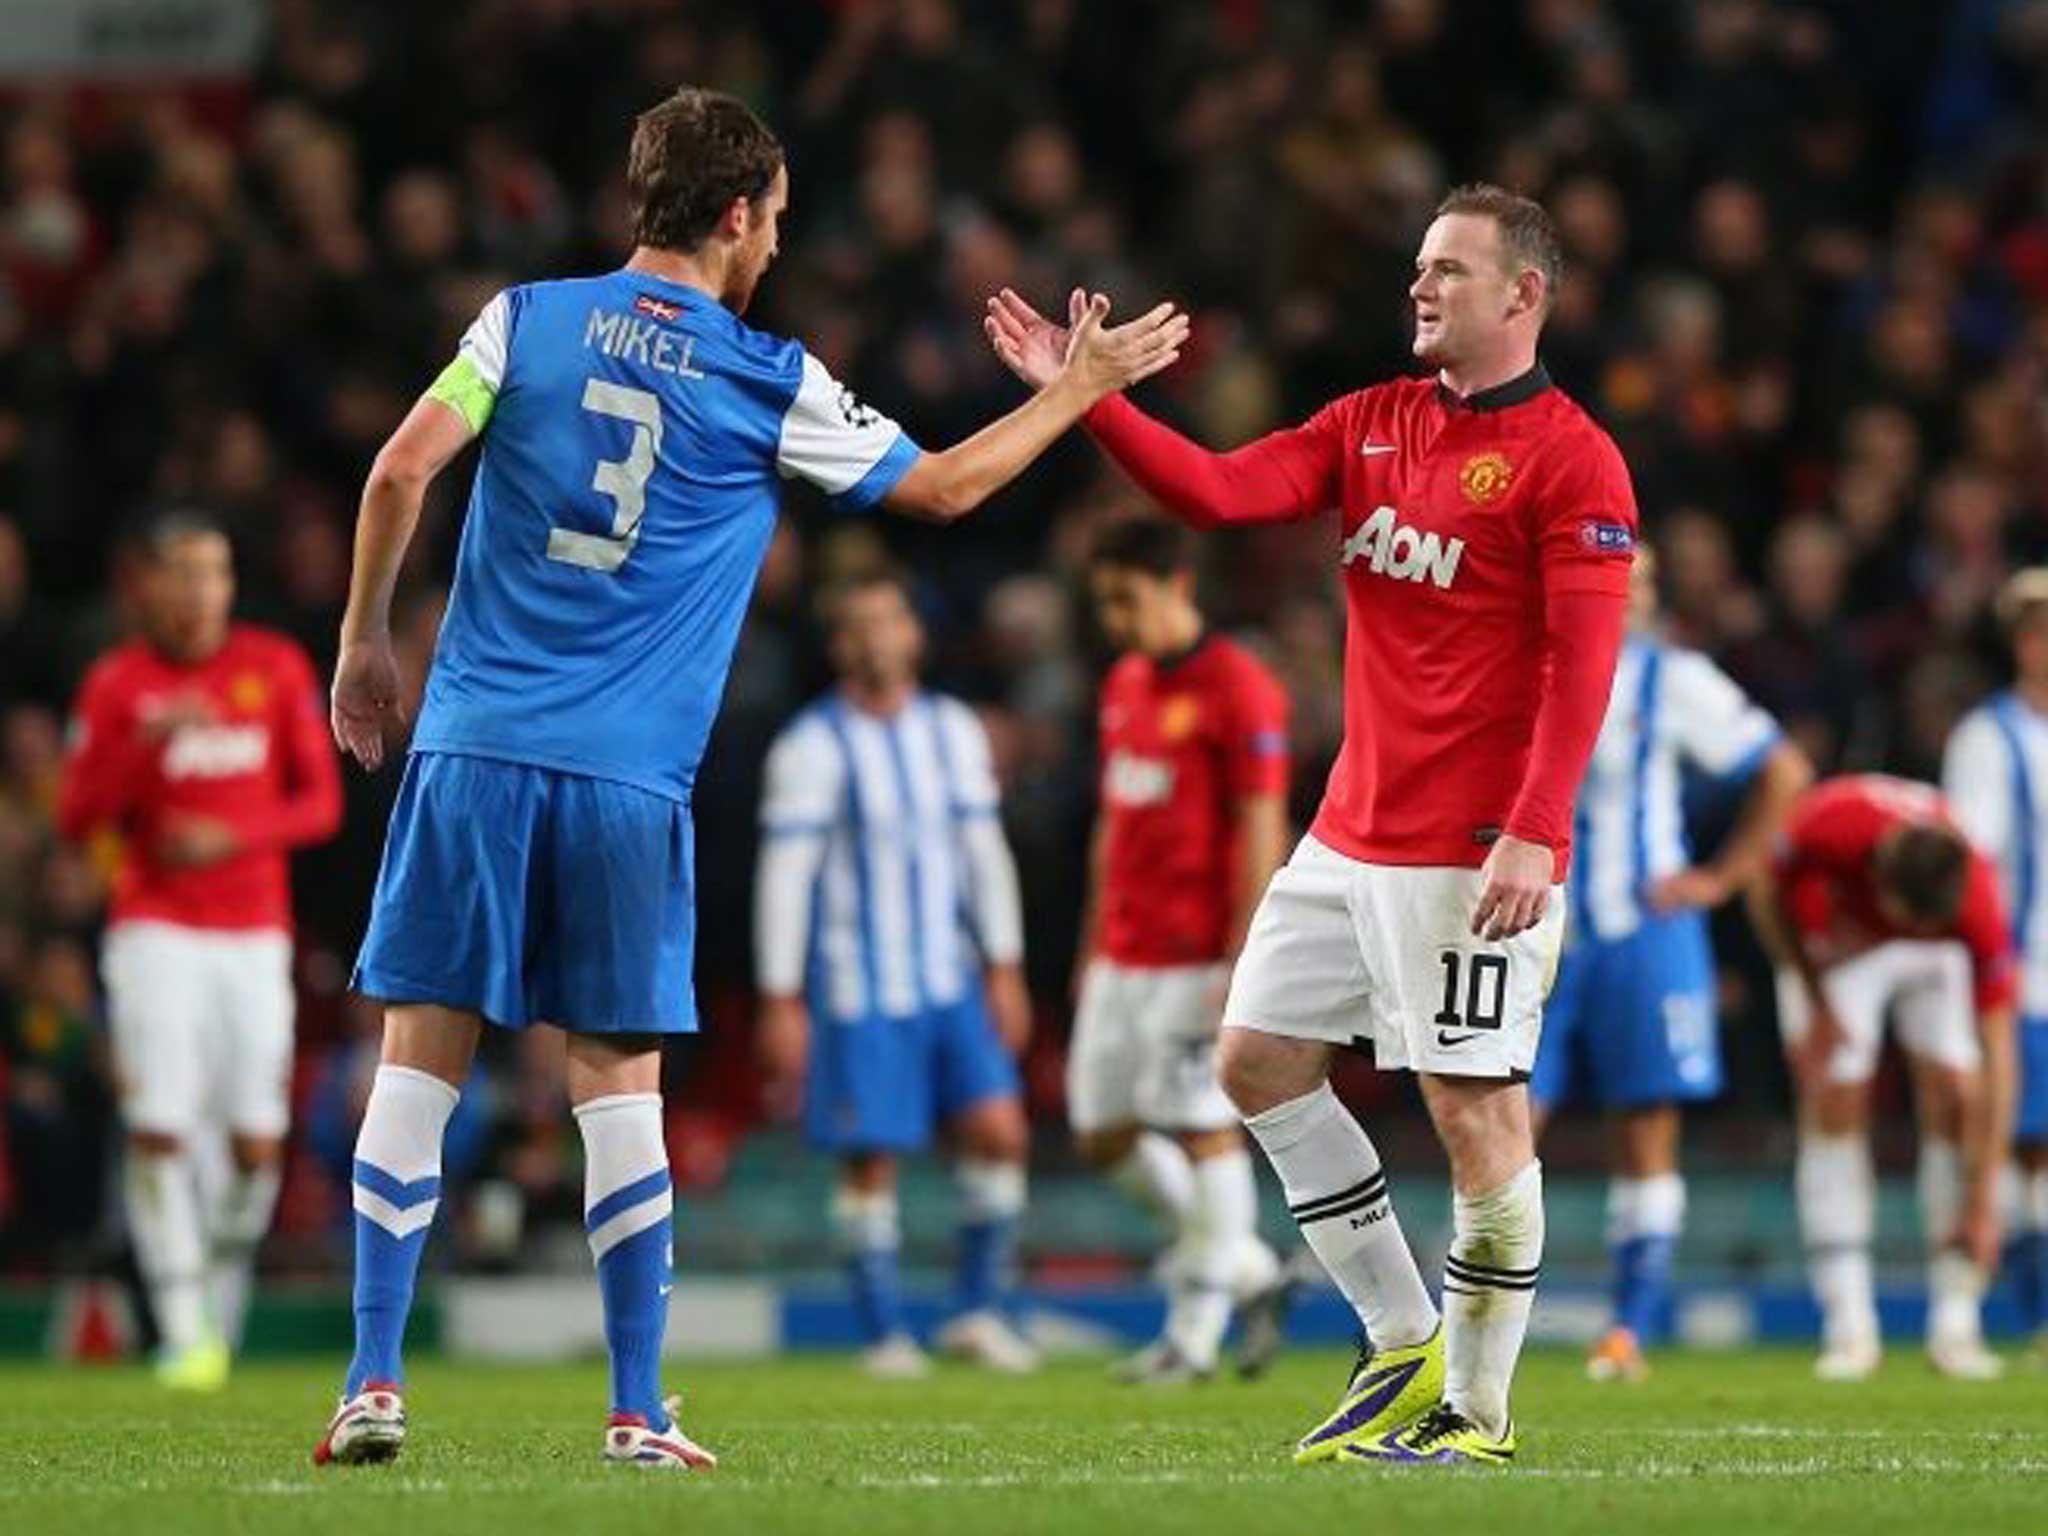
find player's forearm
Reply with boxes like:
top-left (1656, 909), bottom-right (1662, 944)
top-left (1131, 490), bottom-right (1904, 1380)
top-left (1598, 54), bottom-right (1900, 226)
top-left (1083, 395), bottom-right (1317, 528)
top-left (233, 785), bottom-right (345, 856)
top-left (898, 374), bottom-right (1100, 521)
top-left (1749, 877), bottom-right (1829, 1006)
top-left (340, 461), bottom-right (429, 645)
top-left (1503, 584), bottom-right (1628, 850)
top-left (55, 747), bottom-right (142, 840)
top-left (1970, 1006), bottom-right (2018, 1194)
top-left (1705, 743), bottom-right (1813, 893)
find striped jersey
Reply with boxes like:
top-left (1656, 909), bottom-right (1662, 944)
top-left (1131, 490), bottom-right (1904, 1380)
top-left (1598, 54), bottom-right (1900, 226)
top-left (1571, 634), bottom-right (1781, 942)
top-left (754, 691), bottom-right (1023, 1021)
top-left (1943, 692), bottom-right (2048, 1015)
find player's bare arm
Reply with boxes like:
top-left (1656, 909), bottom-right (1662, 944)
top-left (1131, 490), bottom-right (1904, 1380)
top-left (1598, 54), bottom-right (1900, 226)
top-left (887, 294), bottom-right (1187, 522)
top-left (1649, 740), bottom-right (1813, 913)
top-left (756, 992), bottom-right (810, 1121)
top-left (1962, 1003), bottom-right (2018, 1270)
top-left (983, 963), bottom-right (1032, 1056)
top-left (333, 397), bottom-right (477, 770)
top-left (1745, 873), bottom-right (1845, 1087)
top-left (986, 287), bottom-right (1330, 529)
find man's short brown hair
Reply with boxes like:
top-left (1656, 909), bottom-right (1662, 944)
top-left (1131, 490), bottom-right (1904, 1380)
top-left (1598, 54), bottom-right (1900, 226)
top-left (627, 87), bottom-right (783, 253)
top-left (1876, 823), bottom-right (1971, 927)
top-left (1435, 183), bottom-right (1563, 302)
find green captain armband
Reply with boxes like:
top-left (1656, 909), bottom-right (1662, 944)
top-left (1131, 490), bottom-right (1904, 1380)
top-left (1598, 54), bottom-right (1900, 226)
top-left (425, 353), bottom-right (498, 434)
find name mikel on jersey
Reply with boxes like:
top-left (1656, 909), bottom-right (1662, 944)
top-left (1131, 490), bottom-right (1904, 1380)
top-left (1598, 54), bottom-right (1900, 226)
top-left (1341, 505), bottom-right (1465, 588)
top-left (583, 307), bottom-right (707, 379)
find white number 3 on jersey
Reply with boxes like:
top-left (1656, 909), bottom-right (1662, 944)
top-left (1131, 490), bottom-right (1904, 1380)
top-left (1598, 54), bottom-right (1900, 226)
top-left (547, 379), bottom-right (662, 573)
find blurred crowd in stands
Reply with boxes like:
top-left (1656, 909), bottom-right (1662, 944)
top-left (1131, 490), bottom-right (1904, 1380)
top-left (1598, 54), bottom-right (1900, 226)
top-left (2, 0), bottom-right (2046, 1272)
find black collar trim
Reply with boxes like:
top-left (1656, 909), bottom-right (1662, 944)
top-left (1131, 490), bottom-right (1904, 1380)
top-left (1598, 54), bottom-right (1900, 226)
top-left (1436, 363), bottom-right (1551, 413)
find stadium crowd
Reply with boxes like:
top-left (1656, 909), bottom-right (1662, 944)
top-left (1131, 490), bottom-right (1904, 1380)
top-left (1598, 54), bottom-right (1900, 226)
top-left (2, 0), bottom-right (2046, 1272)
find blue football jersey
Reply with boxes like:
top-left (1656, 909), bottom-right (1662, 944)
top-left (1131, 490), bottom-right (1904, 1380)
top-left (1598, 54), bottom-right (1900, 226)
top-left (411, 272), bottom-right (921, 801)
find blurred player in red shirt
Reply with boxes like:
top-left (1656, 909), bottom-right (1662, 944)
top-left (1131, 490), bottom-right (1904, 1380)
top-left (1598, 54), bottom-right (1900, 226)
top-left (1073, 517), bottom-right (1293, 1384)
top-left (989, 184), bottom-right (1636, 1464)
top-left (1750, 775), bottom-right (2018, 1381)
top-left (58, 512), bottom-right (341, 1389)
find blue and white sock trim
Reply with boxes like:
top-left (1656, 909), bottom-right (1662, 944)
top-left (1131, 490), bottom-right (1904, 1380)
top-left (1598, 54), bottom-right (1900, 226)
top-left (352, 1159), bottom-right (442, 1239)
top-left (586, 1166), bottom-right (674, 1261)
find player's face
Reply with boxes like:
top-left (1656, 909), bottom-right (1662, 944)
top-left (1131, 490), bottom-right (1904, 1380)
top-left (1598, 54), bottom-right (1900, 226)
top-left (833, 584), bottom-right (922, 691)
top-left (145, 531), bottom-right (234, 661)
top-left (2014, 610), bottom-right (2048, 684)
top-left (726, 165), bottom-right (788, 315)
top-left (1091, 565), bottom-right (1189, 657)
top-left (1410, 213), bottom-right (1523, 369)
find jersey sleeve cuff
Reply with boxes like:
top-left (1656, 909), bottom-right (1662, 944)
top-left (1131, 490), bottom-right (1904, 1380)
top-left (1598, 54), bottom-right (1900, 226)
top-left (831, 432), bottom-right (921, 513)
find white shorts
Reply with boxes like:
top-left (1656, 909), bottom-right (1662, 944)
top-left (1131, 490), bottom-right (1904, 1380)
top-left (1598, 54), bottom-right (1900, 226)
top-left (1068, 959), bottom-right (1237, 1134)
top-left (1223, 835), bottom-right (1566, 1080)
top-left (1774, 939), bottom-right (1978, 1085)
top-left (102, 921), bottom-right (296, 1139)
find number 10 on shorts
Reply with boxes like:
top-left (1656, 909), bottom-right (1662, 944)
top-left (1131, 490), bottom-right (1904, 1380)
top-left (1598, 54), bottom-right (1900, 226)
top-left (1434, 950), bottom-right (1508, 1032)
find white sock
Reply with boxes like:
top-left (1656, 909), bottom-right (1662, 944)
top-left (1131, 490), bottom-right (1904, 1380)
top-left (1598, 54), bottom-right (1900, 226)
top-left (1443, 1160), bottom-right (1544, 1439)
top-left (1797, 1132), bottom-right (1877, 1350)
top-left (126, 1144), bottom-right (210, 1352)
top-left (1606, 1172), bottom-right (1686, 1245)
top-left (1167, 1149), bottom-right (1259, 1367)
top-left (1244, 1083), bottom-right (1437, 1349)
top-left (1111, 1131), bottom-right (1196, 1226)
top-left (1918, 1139), bottom-right (1982, 1345)
top-left (210, 1163), bottom-right (282, 1349)
top-left (2031, 1167), bottom-right (2048, 1234)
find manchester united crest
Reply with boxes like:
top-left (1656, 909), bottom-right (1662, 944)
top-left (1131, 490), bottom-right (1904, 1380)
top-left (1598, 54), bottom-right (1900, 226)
top-left (1459, 451), bottom-right (1514, 504)
top-left (1159, 696), bottom-right (1202, 741)
top-left (230, 672), bottom-right (270, 712)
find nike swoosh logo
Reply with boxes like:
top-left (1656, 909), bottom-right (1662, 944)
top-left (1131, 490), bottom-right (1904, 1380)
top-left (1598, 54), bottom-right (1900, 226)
top-left (1437, 1031), bottom-right (1479, 1047)
top-left (1361, 443), bottom-right (1397, 456)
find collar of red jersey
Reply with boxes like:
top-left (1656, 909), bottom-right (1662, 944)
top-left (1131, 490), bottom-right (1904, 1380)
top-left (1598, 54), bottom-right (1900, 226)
top-left (1435, 362), bottom-right (1552, 414)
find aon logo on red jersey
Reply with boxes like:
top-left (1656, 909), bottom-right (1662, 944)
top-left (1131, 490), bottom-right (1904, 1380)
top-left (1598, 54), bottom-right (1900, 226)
top-left (1105, 750), bottom-right (1175, 806)
top-left (1341, 505), bottom-right (1465, 588)
top-left (163, 724), bottom-right (268, 780)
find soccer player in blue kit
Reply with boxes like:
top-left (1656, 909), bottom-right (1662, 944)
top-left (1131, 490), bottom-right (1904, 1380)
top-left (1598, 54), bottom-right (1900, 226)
top-left (313, 87), bottom-right (1189, 1469)
top-left (1529, 546), bottom-right (1808, 1381)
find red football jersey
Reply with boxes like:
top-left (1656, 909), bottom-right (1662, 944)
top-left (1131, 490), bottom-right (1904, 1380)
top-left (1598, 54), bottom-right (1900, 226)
top-left (1086, 367), bottom-right (1637, 875)
top-left (1775, 774), bottom-right (2017, 1011)
top-left (1095, 635), bottom-right (1290, 966)
top-left (57, 624), bottom-right (343, 933)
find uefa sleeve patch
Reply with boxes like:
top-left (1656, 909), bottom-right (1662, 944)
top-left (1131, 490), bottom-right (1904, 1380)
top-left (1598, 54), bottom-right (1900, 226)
top-left (1577, 519), bottom-right (1634, 555)
top-left (1248, 730), bottom-right (1288, 757)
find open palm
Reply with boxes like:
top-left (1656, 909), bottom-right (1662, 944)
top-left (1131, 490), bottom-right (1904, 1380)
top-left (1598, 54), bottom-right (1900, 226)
top-left (984, 287), bottom-right (1077, 389)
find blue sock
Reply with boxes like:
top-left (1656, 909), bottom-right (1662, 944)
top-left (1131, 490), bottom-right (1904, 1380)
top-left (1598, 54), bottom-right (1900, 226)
top-left (848, 1246), bottom-right (908, 1343)
top-left (577, 1094), bottom-right (673, 1428)
top-left (955, 1159), bottom-right (1026, 1317)
top-left (1613, 1234), bottom-right (1678, 1342)
top-left (344, 1066), bottom-right (457, 1398)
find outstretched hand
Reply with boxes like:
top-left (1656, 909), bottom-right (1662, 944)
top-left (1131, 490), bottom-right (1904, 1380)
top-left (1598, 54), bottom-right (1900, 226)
top-left (986, 286), bottom-right (1189, 400)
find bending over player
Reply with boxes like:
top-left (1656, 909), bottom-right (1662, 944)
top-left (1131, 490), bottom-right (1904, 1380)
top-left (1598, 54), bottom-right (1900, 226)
top-left (58, 512), bottom-right (341, 1389)
top-left (1749, 774), bottom-right (2018, 1380)
top-left (1073, 516), bottom-right (1292, 1383)
top-left (1942, 567), bottom-right (2048, 1360)
top-left (989, 184), bottom-right (1636, 1464)
top-left (316, 87), bottom-right (1187, 1468)
top-left (1530, 543), bottom-right (1809, 1381)
top-left (755, 570), bottom-right (1037, 1378)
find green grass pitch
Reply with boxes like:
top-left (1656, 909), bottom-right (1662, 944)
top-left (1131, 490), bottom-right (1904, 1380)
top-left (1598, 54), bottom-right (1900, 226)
top-left (5, 1348), bottom-right (2047, 1534)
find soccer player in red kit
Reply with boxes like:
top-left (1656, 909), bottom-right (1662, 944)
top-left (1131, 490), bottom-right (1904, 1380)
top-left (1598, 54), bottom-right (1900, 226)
top-left (988, 184), bottom-right (1636, 1463)
top-left (1074, 516), bottom-right (1293, 1383)
top-left (58, 512), bottom-right (342, 1389)
top-left (1749, 775), bottom-right (2018, 1381)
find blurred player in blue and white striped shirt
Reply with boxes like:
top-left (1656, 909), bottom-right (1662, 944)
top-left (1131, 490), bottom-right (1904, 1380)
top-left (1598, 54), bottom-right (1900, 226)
top-left (755, 570), bottom-right (1036, 1377)
top-left (1531, 545), bottom-right (1809, 1381)
top-left (1943, 567), bottom-right (2048, 1362)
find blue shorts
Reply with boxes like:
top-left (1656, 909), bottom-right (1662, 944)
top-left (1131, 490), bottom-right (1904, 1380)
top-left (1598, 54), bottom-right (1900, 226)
top-left (1531, 910), bottom-right (1720, 1111)
top-left (2020, 1015), bottom-right (2048, 1144)
top-left (805, 992), bottom-right (1020, 1153)
top-left (354, 751), bottom-right (697, 1034)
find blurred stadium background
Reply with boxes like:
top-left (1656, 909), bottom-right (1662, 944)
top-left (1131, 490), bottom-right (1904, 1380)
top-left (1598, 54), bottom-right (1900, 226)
top-left (1, 0), bottom-right (2046, 1362)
